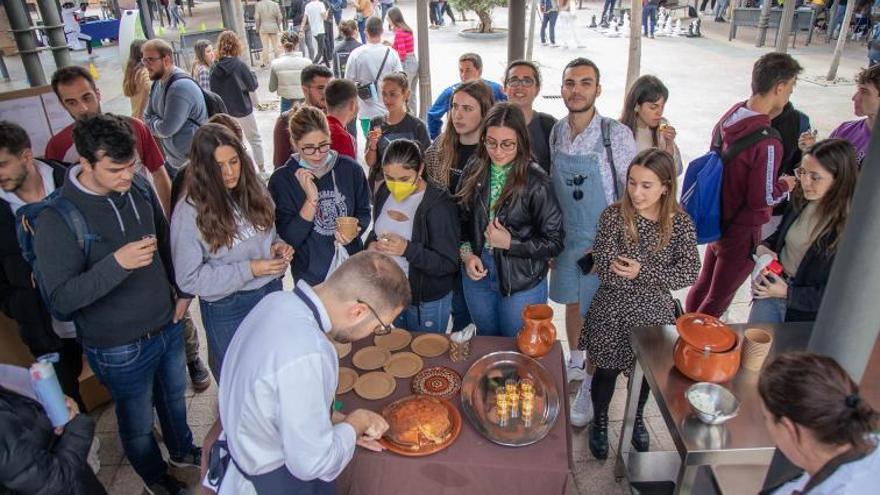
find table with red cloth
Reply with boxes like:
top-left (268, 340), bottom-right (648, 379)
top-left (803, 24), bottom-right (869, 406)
top-left (336, 334), bottom-right (573, 495)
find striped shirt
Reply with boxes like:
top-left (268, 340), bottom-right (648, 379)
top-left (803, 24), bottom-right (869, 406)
top-left (392, 28), bottom-right (414, 60)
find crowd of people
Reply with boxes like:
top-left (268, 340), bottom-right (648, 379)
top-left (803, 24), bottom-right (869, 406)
top-left (0, 9), bottom-right (878, 493)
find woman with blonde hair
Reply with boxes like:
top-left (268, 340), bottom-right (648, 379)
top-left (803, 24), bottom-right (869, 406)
top-left (210, 31), bottom-right (266, 173)
top-left (574, 149), bottom-right (700, 460)
top-left (122, 40), bottom-right (151, 120)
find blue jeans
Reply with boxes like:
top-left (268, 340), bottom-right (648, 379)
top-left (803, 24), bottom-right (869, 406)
top-left (380, 2), bottom-right (393, 20)
top-left (200, 278), bottom-right (282, 380)
top-left (461, 250), bottom-right (549, 337)
top-left (451, 274), bottom-right (472, 332)
top-left (280, 97), bottom-right (297, 113)
top-left (357, 17), bottom-right (366, 43)
top-left (602, 0), bottom-right (616, 21)
top-left (332, 9), bottom-right (342, 25)
top-left (748, 297), bottom-right (787, 324)
top-left (433, 3), bottom-right (445, 25)
top-left (643, 5), bottom-right (657, 36)
top-left (84, 321), bottom-right (193, 485)
top-left (541, 11), bottom-right (558, 44)
top-left (394, 292), bottom-right (453, 333)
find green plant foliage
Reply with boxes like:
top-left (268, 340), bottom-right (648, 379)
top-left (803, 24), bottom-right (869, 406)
top-left (449, 0), bottom-right (508, 33)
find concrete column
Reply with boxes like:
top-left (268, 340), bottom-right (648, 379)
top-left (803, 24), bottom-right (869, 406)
top-left (137, 0), bottom-right (156, 39)
top-left (416, 0), bottom-right (431, 119)
top-left (755, 0), bottom-right (773, 47)
top-left (525, 0), bottom-right (538, 61)
top-left (35, 0), bottom-right (71, 70)
top-left (3, 0), bottom-right (46, 86)
top-left (625, 0), bottom-right (642, 92)
top-left (508, 0), bottom-right (526, 64)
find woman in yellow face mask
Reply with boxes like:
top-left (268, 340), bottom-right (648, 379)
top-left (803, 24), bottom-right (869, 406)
top-left (365, 139), bottom-right (460, 332)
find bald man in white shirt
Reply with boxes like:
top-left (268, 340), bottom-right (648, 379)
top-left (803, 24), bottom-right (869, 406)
top-left (203, 252), bottom-right (411, 494)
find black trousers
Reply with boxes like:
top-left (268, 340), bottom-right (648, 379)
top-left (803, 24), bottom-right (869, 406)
top-left (700, 0), bottom-right (717, 11)
top-left (591, 366), bottom-right (650, 417)
top-left (56, 337), bottom-right (85, 412)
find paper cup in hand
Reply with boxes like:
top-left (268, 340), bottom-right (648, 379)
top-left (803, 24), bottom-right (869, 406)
top-left (336, 217), bottom-right (358, 239)
top-left (742, 328), bottom-right (773, 371)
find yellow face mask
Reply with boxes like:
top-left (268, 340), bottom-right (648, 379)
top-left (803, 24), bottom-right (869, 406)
top-left (385, 178), bottom-right (419, 202)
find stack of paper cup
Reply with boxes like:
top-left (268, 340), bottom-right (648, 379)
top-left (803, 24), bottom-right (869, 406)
top-left (742, 328), bottom-right (773, 371)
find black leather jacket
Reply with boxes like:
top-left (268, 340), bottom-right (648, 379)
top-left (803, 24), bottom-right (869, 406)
top-left (461, 162), bottom-right (565, 295)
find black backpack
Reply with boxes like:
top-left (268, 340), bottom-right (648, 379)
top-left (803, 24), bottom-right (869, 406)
top-left (155, 72), bottom-right (227, 123)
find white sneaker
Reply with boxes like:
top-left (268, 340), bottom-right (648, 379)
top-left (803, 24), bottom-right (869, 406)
top-left (570, 380), bottom-right (593, 427)
top-left (87, 436), bottom-right (101, 474)
top-left (566, 361), bottom-right (586, 382)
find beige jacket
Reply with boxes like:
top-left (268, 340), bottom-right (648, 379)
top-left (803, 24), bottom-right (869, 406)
top-left (269, 52), bottom-right (312, 99)
top-left (255, 0), bottom-right (283, 34)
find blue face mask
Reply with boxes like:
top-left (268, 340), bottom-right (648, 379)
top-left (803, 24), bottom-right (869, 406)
top-left (300, 152), bottom-right (333, 170)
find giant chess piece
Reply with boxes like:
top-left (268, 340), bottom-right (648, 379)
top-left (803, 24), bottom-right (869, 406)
top-left (688, 21), bottom-right (695, 37)
top-left (673, 18), bottom-right (683, 36)
top-left (590, 14), bottom-right (598, 28)
top-left (693, 18), bottom-right (702, 37)
top-left (621, 13), bottom-right (630, 34)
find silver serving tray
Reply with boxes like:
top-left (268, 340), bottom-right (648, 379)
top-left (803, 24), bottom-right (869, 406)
top-left (460, 351), bottom-right (560, 447)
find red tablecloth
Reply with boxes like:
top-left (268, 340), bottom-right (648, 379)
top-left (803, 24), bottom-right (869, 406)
top-left (336, 335), bottom-right (572, 495)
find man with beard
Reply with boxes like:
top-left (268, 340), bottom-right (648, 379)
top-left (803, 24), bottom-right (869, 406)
top-left (0, 121), bottom-right (83, 409)
top-left (503, 60), bottom-right (556, 174)
top-left (549, 58), bottom-right (635, 426)
top-left (272, 64), bottom-right (336, 168)
top-left (143, 39), bottom-right (209, 176)
top-left (46, 66), bottom-right (211, 392)
top-left (46, 66), bottom-right (173, 215)
top-left (203, 252), bottom-right (409, 494)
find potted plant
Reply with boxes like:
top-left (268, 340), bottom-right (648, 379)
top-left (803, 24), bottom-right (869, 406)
top-left (449, 0), bottom-right (508, 34)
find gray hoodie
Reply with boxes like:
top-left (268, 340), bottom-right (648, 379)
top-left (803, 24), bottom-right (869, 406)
top-left (170, 198), bottom-right (281, 302)
top-left (144, 67), bottom-right (208, 169)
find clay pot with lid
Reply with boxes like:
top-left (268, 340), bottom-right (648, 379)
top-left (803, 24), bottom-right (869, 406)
top-left (673, 313), bottom-right (741, 383)
top-left (517, 304), bottom-right (557, 358)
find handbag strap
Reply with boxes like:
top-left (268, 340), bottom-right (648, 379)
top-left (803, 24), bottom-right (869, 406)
top-left (373, 48), bottom-right (391, 85)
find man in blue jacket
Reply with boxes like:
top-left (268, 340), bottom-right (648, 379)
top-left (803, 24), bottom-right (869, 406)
top-left (427, 53), bottom-right (507, 139)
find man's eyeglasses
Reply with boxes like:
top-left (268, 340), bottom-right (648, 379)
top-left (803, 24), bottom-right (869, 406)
top-left (507, 77), bottom-right (536, 88)
top-left (485, 139), bottom-right (517, 152)
top-left (566, 174), bottom-right (585, 201)
top-left (794, 167), bottom-right (825, 183)
top-left (141, 56), bottom-right (162, 64)
top-left (357, 299), bottom-right (393, 336)
top-left (300, 143), bottom-right (331, 156)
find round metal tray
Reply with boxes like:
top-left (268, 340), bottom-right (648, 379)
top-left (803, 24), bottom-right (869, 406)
top-left (460, 351), bottom-right (560, 447)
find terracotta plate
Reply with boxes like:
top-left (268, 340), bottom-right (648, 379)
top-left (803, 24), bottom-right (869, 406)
top-left (378, 396), bottom-right (463, 457)
top-left (374, 328), bottom-right (413, 351)
top-left (332, 340), bottom-right (352, 359)
top-left (352, 346), bottom-right (391, 370)
top-left (354, 371), bottom-right (397, 400)
top-left (411, 334), bottom-right (450, 358)
top-left (383, 352), bottom-right (424, 378)
top-left (411, 366), bottom-right (462, 400)
top-left (336, 367), bottom-right (358, 395)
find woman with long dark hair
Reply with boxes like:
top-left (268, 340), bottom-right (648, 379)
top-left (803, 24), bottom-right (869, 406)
top-left (171, 124), bottom-right (292, 379)
top-left (365, 140), bottom-right (459, 332)
top-left (749, 139), bottom-right (860, 324)
top-left (269, 106), bottom-right (371, 285)
top-left (457, 103), bottom-right (564, 337)
top-left (575, 149), bottom-right (699, 460)
top-left (210, 31), bottom-right (266, 173)
top-left (190, 39), bottom-right (215, 91)
top-left (759, 352), bottom-right (879, 494)
top-left (122, 40), bottom-right (150, 120)
top-left (619, 75), bottom-right (682, 175)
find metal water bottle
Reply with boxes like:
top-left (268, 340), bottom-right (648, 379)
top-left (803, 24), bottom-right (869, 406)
top-left (29, 354), bottom-right (69, 428)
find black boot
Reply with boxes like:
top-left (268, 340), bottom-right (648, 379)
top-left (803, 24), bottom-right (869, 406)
top-left (631, 412), bottom-right (650, 452)
top-left (588, 411), bottom-right (609, 460)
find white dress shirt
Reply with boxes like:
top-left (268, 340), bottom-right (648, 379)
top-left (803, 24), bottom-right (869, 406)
top-left (215, 281), bottom-right (357, 495)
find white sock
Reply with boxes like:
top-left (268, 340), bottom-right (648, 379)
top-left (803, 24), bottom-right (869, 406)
top-left (569, 350), bottom-right (586, 369)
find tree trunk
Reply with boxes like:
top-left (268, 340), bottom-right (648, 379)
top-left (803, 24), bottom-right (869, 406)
top-left (827, 0), bottom-right (857, 81)
top-left (477, 10), bottom-right (493, 32)
top-left (626, 0), bottom-right (642, 92)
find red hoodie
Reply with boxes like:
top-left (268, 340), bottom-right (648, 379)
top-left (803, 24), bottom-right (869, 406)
top-left (715, 102), bottom-right (790, 228)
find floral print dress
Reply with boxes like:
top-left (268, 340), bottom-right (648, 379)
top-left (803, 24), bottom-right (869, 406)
top-left (579, 205), bottom-right (700, 371)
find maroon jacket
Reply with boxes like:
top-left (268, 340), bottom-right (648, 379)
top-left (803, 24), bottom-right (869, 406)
top-left (715, 102), bottom-right (790, 228)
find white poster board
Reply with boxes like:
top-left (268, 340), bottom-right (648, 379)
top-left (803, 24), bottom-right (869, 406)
top-left (0, 86), bottom-right (72, 157)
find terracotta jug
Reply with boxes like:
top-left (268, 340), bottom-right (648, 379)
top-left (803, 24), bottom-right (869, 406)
top-left (517, 304), bottom-right (557, 358)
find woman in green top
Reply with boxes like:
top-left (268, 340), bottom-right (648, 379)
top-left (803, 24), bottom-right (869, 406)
top-left (457, 103), bottom-right (565, 337)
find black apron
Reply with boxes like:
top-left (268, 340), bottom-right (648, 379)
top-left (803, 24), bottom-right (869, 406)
top-left (207, 287), bottom-right (336, 495)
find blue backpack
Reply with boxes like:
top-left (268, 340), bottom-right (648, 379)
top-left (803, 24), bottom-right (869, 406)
top-left (681, 126), bottom-right (780, 244)
top-left (16, 188), bottom-right (99, 321)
